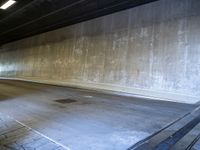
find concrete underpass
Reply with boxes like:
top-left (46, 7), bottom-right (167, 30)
top-left (0, 0), bottom-right (200, 150)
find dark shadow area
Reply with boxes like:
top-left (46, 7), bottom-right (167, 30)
top-left (0, 79), bottom-right (50, 101)
top-left (196, 101), bottom-right (200, 106)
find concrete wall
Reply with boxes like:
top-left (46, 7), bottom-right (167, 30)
top-left (0, 0), bottom-right (200, 104)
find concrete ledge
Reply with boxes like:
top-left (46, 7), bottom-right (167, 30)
top-left (0, 77), bottom-right (199, 104)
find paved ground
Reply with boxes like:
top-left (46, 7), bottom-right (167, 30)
top-left (0, 79), bottom-right (198, 150)
top-left (128, 106), bottom-right (200, 150)
top-left (0, 113), bottom-right (66, 150)
top-left (193, 139), bottom-right (200, 150)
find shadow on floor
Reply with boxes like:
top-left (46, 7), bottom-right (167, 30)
top-left (0, 79), bottom-right (49, 101)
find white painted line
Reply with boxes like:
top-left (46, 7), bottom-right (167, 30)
top-left (6, 115), bottom-right (71, 150)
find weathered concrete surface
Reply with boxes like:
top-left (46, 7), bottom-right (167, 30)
top-left (129, 106), bottom-right (200, 150)
top-left (0, 0), bottom-right (200, 103)
top-left (0, 80), bottom-right (197, 150)
top-left (193, 138), bottom-right (200, 150)
top-left (0, 113), bottom-right (67, 150)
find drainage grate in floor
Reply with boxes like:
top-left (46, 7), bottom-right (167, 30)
top-left (54, 99), bottom-right (77, 104)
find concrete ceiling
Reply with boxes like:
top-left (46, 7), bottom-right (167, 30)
top-left (0, 0), bottom-right (158, 45)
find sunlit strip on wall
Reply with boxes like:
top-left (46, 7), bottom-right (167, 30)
top-left (0, 0), bottom-right (16, 10)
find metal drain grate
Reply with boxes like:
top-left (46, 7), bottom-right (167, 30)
top-left (54, 99), bottom-right (77, 104)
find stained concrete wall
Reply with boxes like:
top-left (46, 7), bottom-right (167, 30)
top-left (0, 0), bottom-right (200, 104)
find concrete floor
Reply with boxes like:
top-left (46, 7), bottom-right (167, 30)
top-left (0, 114), bottom-right (66, 150)
top-left (0, 80), bottom-right (198, 150)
